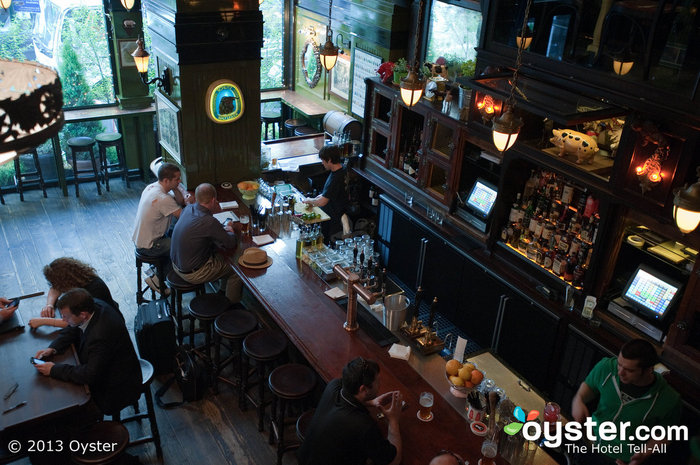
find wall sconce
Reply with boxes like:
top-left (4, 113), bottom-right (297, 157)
top-left (1, 0), bottom-right (11, 9)
top-left (120, 0), bottom-right (135, 11)
top-left (400, 0), bottom-right (426, 107)
top-left (673, 167), bottom-right (700, 234)
top-left (476, 94), bottom-right (501, 124)
top-left (335, 33), bottom-right (350, 50)
top-left (131, 38), bottom-right (172, 95)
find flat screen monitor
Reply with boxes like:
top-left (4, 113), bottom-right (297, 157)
top-left (622, 265), bottom-right (682, 321)
top-left (466, 178), bottom-right (498, 220)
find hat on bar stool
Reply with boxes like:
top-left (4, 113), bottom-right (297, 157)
top-left (238, 247), bottom-right (273, 269)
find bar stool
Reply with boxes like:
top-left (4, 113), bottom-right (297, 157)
top-left (261, 111), bottom-right (282, 141)
top-left (296, 408), bottom-right (315, 442)
top-left (14, 148), bottom-right (47, 201)
top-left (213, 309), bottom-right (258, 395)
top-left (96, 132), bottom-right (130, 192)
top-left (135, 249), bottom-right (169, 304)
top-left (67, 136), bottom-right (102, 197)
top-left (188, 293), bottom-right (235, 360)
top-left (268, 363), bottom-right (317, 465)
top-left (283, 118), bottom-right (306, 138)
top-left (111, 359), bottom-right (163, 459)
top-left (294, 126), bottom-right (317, 136)
top-left (165, 270), bottom-right (205, 345)
top-left (241, 328), bottom-right (288, 431)
top-left (70, 421), bottom-right (129, 465)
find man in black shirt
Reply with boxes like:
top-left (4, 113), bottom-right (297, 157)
top-left (303, 145), bottom-right (348, 242)
top-left (298, 357), bottom-right (403, 465)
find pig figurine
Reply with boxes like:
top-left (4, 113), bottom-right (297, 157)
top-left (550, 129), bottom-right (599, 164)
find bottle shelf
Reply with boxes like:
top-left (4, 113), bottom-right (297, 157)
top-left (498, 241), bottom-right (583, 290)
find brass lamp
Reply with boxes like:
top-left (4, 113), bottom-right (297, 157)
top-left (612, 49), bottom-right (634, 76)
top-left (319, 0), bottom-right (338, 71)
top-left (673, 167), bottom-right (700, 234)
top-left (131, 37), bottom-right (172, 95)
top-left (120, 0), bottom-right (134, 11)
top-left (400, 0), bottom-right (426, 107)
top-left (516, 28), bottom-right (532, 49)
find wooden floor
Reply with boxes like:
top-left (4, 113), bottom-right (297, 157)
top-left (0, 181), bottom-right (296, 465)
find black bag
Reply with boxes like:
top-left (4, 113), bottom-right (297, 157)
top-left (134, 299), bottom-right (177, 374)
top-left (155, 344), bottom-right (211, 408)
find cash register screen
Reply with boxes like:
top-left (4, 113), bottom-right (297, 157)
top-left (466, 179), bottom-right (498, 220)
top-left (622, 265), bottom-right (681, 321)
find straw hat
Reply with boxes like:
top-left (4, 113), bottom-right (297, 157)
top-left (238, 247), bottom-right (273, 269)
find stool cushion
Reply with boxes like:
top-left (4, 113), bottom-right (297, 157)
top-left (243, 328), bottom-right (287, 361)
top-left (67, 136), bottom-right (96, 147)
top-left (135, 249), bottom-right (169, 265)
top-left (296, 408), bottom-right (316, 442)
top-left (139, 358), bottom-right (154, 386)
top-left (284, 118), bottom-right (305, 129)
top-left (165, 270), bottom-right (203, 292)
top-left (189, 293), bottom-right (232, 320)
top-left (215, 309), bottom-right (258, 338)
top-left (269, 363), bottom-right (316, 400)
top-left (95, 132), bottom-right (123, 143)
top-left (261, 111), bottom-right (282, 121)
top-left (70, 421), bottom-right (129, 464)
top-left (294, 126), bottom-right (317, 136)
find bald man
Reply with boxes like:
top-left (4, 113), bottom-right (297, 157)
top-left (170, 183), bottom-right (242, 301)
top-left (428, 451), bottom-right (463, 465)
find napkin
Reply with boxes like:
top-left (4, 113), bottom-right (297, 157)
top-left (388, 344), bottom-right (411, 360)
top-left (252, 234), bottom-right (274, 246)
top-left (214, 211), bottom-right (239, 224)
top-left (219, 201), bottom-right (239, 209)
top-left (324, 287), bottom-right (346, 299)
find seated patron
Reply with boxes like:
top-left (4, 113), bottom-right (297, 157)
top-left (571, 338), bottom-right (681, 465)
top-left (297, 357), bottom-right (403, 465)
top-left (34, 288), bottom-right (141, 416)
top-left (30, 257), bottom-right (120, 329)
top-left (132, 162), bottom-right (192, 258)
top-left (170, 183), bottom-right (242, 302)
top-left (0, 296), bottom-right (18, 321)
top-left (429, 450), bottom-right (465, 465)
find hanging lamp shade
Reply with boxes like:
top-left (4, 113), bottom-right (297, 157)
top-left (492, 105), bottom-right (523, 152)
top-left (0, 0), bottom-right (11, 9)
top-left (400, 69), bottom-right (424, 107)
top-left (673, 168), bottom-right (700, 234)
top-left (120, 0), bottom-right (134, 10)
top-left (515, 29), bottom-right (532, 49)
top-left (131, 38), bottom-right (150, 74)
top-left (320, 37), bottom-right (339, 71)
top-left (612, 49), bottom-right (634, 75)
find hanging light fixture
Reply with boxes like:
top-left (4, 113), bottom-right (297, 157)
top-left (673, 167), bottom-right (700, 234)
top-left (0, 0), bottom-right (11, 9)
top-left (400, 0), bottom-right (426, 107)
top-left (131, 37), bottom-right (172, 95)
top-left (612, 48), bottom-right (634, 76)
top-left (515, 27), bottom-right (532, 50)
top-left (491, 0), bottom-right (532, 152)
top-left (319, 0), bottom-right (339, 71)
top-left (120, 0), bottom-right (134, 11)
top-left (0, 59), bottom-right (64, 164)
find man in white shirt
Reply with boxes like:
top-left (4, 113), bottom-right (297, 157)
top-left (132, 162), bottom-right (192, 259)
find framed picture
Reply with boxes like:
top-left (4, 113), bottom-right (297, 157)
top-left (351, 49), bottom-right (382, 118)
top-left (330, 53), bottom-right (350, 100)
top-left (118, 39), bottom-right (137, 68)
top-left (155, 92), bottom-right (182, 163)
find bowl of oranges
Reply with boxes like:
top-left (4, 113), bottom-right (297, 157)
top-left (237, 181), bottom-right (260, 200)
top-left (445, 359), bottom-right (485, 398)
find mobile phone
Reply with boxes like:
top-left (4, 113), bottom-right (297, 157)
top-left (30, 357), bottom-right (46, 365)
top-left (6, 298), bottom-right (19, 308)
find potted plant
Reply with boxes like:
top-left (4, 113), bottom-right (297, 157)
top-left (455, 59), bottom-right (476, 88)
top-left (393, 58), bottom-right (408, 85)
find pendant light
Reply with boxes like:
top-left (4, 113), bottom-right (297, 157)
top-left (0, 0), bottom-right (11, 9)
top-left (400, 0), bottom-right (425, 107)
top-left (491, 0), bottom-right (532, 152)
top-left (319, 0), bottom-right (339, 71)
top-left (120, 0), bottom-right (134, 11)
top-left (612, 48), bottom-right (634, 76)
top-left (673, 167), bottom-right (700, 234)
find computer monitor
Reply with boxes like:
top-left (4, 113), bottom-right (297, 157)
top-left (466, 178), bottom-right (498, 220)
top-left (622, 265), bottom-right (682, 321)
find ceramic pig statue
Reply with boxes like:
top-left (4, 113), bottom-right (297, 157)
top-left (550, 129), bottom-right (599, 164)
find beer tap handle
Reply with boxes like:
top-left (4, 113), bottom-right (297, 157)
top-left (353, 245), bottom-right (358, 263)
top-left (360, 250), bottom-right (365, 267)
top-left (427, 297), bottom-right (438, 330)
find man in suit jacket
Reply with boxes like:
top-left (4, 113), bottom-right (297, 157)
top-left (34, 288), bottom-right (141, 416)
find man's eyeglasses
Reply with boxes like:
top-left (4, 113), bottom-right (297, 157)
top-left (435, 450), bottom-right (465, 465)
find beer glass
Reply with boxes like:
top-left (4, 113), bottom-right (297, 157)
top-left (417, 391), bottom-right (434, 421)
top-left (239, 215), bottom-right (250, 235)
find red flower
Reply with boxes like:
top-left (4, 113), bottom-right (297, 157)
top-left (376, 62), bottom-right (395, 83)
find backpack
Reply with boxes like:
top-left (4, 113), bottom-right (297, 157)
top-left (155, 344), bottom-right (211, 408)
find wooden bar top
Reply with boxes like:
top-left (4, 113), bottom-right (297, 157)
top-left (63, 104), bottom-right (155, 123)
top-left (218, 189), bottom-right (558, 465)
top-left (262, 89), bottom-right (339, 119)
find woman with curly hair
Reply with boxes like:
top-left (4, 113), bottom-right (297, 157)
top-left (29, 257), bottom-right (120, 329)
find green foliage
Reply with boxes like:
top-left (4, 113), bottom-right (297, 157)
top-left (394, 58), bottom-right (408, 73)
top-left (260, 0), bottom-right (284, 89)
top-left (0, 162), bottom-right (15, 188)
top-left (460, 59), bottom-right (476, 78)
top-left (0, 13), bottom-right (33, 60)
top-left (59, 36), bottom-right (91, 107)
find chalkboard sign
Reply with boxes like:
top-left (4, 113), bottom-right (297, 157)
top-left (351, 49), bottom-right (382, 119)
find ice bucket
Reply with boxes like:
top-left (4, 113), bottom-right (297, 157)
top-left (383, 295), bottom-right (410, 331)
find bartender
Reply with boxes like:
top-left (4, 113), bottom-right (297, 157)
top-left (303, 145), bottom-right (348, 242)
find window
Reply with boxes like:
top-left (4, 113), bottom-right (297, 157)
top-left (261, 0), bottom-right (284, 89)
top-left (425, 0), bottom-right (481, 76)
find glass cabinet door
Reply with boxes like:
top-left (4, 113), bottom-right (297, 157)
top-left (393, 104), bottom-right (426, 182)
top-left (426, 115), bottom-right (457, 159)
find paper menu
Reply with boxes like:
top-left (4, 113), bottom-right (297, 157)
top-left (214, 211), bottom-right (239, 224)
top-left (219, 201), bottom-right (239, 209)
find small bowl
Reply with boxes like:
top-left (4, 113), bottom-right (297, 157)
top-left (445, 362), bottom-right (485, 398)
top-left (237, 181), bottom-right (260, 200)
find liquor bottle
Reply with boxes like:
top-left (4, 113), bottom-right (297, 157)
top-left (552, 247), bottom-right (566, 276)
top-left (403, 150), bottom-right (413, 174)
top-left (410, 151), bottom-right (420, 177)
top-left (561, 181), bottom-right (574, 205)
top-left (509, 219), bottom-right (523, 247)
top-left (559, 232), bottom-right (571, 254)
top-left (583, 193), bottom-right (599, 218)
top-left (564, 253), bottom-right (576, 282)
top-left (572, 247), bottom-right (592, 288)
top-left (580, 216), bottom-right (594, 243)
top-left (518, 229), bottom-right (531, 252)
top-left (544, 237), bottom-right (556, 270)
top-left (501, 224), bottom-right (511, 242)
top-left (526, 237), bottom-right (539, 260)
top-left (509, 193), bottom-right (523, 223)
top-left (569, 237), bottom-right (582, 258)
top-left (576, 188), bottom-right (588, 213)
top-left (536, 237), bottom-right (548, 265)
top-left (523, 169), bottom-right (539, 201)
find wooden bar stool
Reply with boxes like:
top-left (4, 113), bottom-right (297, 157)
top-left (241, 328), bottom-right (288, 431)
top-left (213, 309), bottom-right (258, 395)
top-left (67, 136), bottom-right (101, 197)
top-left (96, 132), bottom-right (130, 192)
top-left (165, 270), bottom-right (205, 345)
top-left (261, 111), bottom-right (282, 140)
top-left (283, 118), bottom-right (306, 138)
top-left (296, 408), bottom-right (315, 442)
top-left (268, 363), bottom-right (317, 465)
top-left (14, 148), bottom-right (47, 201)
top-left (135, 250), bottom-right (169, 304)
top-left (70, 421), bottom-right (129, 464)
top-left (111, 359), bottom-right (163, 459)
top-left (294, 126), bottom-right (317, 136)
top-left (188, 293), bottom-right (234, 360)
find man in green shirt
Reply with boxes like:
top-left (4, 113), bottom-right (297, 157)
top-left (571, 339), bottom-right (681, 465)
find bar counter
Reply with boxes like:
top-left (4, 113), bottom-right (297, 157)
top-left (217, 188), bottom-right (559, 465)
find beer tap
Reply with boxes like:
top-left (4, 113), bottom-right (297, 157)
top-left (418, 297), bottom-right (444, 354)
top-left (333, 264), bottom-right (376, 332)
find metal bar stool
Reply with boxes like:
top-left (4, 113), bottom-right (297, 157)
top-left (70, 421), bottom-right (130, 465)
top-left (111, 359), bottom-right (163, 459)
top-left (135, 250), bottom-right (169, 305)
top-left (213, 309), bottom-right (258, 395)
top-left (67, 136), bottom-right (102, 197)
top-left (268, 363), bottom-right (317, 465)
top-left (283, 118), bottom-right (306, 138)
top-left (96, 132), bottom-right (130, 192)
top-left (14, 148), bottom-right (47, 201)
top-left (164, 270), bottom-right (205, 345)
top-left (241, 328), bottom-right (288, 431)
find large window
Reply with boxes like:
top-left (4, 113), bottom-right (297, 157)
top-left (425, 0), bottom-right (481, 76)
top-left (260, 0), bottom-right (284, 89)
